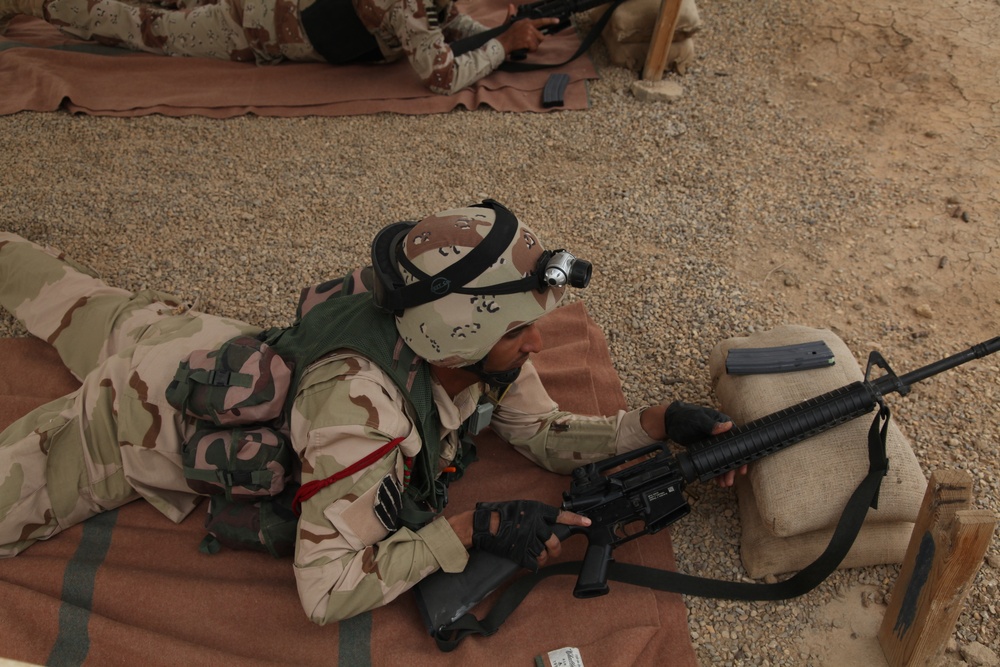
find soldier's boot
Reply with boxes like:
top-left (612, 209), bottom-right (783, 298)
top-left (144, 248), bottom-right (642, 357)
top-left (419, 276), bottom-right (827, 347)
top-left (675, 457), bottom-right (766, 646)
top-left (0, 0), bottom-right (45, 34)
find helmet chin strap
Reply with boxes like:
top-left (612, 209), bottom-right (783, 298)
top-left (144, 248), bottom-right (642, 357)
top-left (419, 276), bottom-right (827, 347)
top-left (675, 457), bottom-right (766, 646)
top-left (462, 358), bottom-right (522, 390)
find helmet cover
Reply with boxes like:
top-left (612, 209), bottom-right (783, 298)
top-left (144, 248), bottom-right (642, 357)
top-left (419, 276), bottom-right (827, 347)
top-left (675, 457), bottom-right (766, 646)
top-left (394, 205), bottom-right (565, 366)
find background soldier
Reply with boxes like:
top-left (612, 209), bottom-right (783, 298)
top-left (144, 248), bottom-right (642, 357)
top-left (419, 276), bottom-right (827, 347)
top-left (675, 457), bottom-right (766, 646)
top-left (0, 0), bottom-right (559, 94)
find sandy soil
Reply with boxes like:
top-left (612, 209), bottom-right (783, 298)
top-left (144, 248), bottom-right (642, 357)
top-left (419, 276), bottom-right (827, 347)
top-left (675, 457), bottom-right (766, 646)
top-left (737, 0), bottom-right (999, 343)
top-left (0, 0), bottom-right (997, 665)
top-left (726, 0), bottom-right (998, 664)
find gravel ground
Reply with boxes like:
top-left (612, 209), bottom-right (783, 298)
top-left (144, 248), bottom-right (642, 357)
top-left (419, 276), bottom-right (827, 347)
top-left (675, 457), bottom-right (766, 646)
top-left (1, 0), bottom-right (998, 664)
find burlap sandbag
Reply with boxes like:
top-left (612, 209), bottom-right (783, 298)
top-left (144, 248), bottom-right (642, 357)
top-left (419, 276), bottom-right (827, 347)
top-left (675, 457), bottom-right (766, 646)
top-left (707, 326), bottom-right (926, 577)
top-left (734, 478), bottom-right (915, 578)
top-left (604, 36), bottom-right (695, 73)
top-left (584, 0), bottom-right (702, 44)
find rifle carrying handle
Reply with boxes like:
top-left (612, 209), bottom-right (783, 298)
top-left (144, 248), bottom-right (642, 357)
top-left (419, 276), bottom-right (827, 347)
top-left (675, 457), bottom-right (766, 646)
top-left (573, 542), bottom-right (612, 598)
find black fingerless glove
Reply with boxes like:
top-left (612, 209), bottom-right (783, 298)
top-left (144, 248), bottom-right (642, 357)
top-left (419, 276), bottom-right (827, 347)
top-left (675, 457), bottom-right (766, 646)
top-left (663, 400), bottom-right (731, 447)
top-left (471, 500), bottom-right (559, 570)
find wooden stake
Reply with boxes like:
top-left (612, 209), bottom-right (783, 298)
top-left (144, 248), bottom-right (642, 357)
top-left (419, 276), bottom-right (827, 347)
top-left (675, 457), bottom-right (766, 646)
top-left (641, 0), bottom-right (682, 81)
top-left (878, 469), bottom-right (997, 667)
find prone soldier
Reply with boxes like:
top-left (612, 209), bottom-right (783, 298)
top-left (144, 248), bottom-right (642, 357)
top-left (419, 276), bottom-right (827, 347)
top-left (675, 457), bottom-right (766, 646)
top-left (0, 200), bottom-right (738, 623)
top-left (0, 0), bottom-right (559, 94)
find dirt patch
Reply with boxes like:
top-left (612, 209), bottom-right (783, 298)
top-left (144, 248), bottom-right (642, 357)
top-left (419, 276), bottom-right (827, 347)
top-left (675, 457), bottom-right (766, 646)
top-left (799, 585), bottom-right (888, 666)
top-left (800, 584), bottom-right (975, 666)
top-left (731, 0), bottom-right (999, 345)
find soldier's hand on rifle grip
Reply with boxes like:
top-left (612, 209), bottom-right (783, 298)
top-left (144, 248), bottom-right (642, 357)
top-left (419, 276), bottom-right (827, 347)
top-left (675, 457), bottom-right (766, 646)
top-left (496, 5), bottom-right (561, 57)
top-left (463, 500), bottom-right (589, 571)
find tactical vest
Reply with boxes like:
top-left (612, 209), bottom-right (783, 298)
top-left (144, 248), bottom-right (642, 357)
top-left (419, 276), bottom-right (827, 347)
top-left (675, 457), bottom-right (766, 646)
top-left (260, 291), bottom-right (458, 529)
top-left (168, 281), bottom-right (474, 556)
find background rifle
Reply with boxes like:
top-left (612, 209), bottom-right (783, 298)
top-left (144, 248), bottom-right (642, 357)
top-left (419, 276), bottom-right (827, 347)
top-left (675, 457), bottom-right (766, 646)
top-left (450, 0), bottom-right (617, 60)
top-left (414, 336), bottom-right (1000, 638)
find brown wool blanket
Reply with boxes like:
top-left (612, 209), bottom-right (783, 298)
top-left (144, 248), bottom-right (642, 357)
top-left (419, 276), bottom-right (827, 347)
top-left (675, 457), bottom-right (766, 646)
top-left (0, 301), bottom-right (697, 667)
top-left (0, 0), bottom-right (598, 118)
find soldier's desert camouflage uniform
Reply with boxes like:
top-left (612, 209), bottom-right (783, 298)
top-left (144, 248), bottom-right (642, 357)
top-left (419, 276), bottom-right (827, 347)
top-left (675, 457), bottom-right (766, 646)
top-left (27, 0), bottom-right (504, 93)
top-left (0, 232), bottom-right (656, 624)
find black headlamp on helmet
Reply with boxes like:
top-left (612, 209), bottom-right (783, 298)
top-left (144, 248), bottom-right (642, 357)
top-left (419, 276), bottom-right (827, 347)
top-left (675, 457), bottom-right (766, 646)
top-left (370, 199), bottom-right (591, 316)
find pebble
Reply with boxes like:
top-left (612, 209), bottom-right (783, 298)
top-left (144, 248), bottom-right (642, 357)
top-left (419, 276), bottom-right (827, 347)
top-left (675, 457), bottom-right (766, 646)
top-left (961, 642), bottom-right (1000, 667)
top-left (631, 79), bottom-right (685, 102)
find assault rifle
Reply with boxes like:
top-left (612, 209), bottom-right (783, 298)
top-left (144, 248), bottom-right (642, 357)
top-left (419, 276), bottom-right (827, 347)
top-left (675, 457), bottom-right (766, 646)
top-left (414, 336), bottom-right (1000, 645)
top-left (450, 0), bottom-right (619, 62)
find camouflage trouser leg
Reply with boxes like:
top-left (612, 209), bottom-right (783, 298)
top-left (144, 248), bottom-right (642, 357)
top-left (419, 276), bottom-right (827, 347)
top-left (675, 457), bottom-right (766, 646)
top-left (42, 0), bottom-right (323, 62)
top-left (0, 233), bottom-right (186, 380)
top-left (0, 235), bottom-right (164, 555)
top-left (43, 0), bottom-right (255, 60)
top-left (0, 364), bottom-right (139, 557)
top-left (0, 234), bottom-right (254, 556)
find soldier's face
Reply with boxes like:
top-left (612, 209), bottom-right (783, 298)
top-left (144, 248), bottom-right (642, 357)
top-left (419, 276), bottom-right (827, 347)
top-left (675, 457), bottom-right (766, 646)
top-left (481, 322), bottom-right (543, 373)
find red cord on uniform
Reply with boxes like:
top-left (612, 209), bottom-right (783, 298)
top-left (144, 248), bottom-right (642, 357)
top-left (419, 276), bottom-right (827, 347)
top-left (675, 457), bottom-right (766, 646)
top-left (292, 436), bottom-right (405, 515)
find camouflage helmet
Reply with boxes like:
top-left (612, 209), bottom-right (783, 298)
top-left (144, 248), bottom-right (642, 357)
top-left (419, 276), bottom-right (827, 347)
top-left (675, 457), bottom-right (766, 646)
top-left (371, 200), bottom-right (589, 367)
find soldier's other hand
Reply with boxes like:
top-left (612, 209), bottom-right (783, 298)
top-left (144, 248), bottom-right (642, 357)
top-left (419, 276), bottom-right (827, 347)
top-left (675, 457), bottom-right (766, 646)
top-left (664, 400), bottom-right (732, 447)
top-left (696, 419), bottom-right (747, 488)
top-left (715, 462), bottom-right (748, 488)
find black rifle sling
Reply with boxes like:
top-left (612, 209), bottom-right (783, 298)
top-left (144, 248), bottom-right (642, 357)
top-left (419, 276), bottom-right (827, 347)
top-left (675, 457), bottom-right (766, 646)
top-left (431, 407), bottom-right (891, 652)
top-left (497, 0), bottom-right (626, 73)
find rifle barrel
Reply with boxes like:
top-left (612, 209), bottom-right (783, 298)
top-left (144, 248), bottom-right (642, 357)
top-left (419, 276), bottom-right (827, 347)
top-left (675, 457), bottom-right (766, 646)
top-left (891, 336), bottom-right (1000, 388)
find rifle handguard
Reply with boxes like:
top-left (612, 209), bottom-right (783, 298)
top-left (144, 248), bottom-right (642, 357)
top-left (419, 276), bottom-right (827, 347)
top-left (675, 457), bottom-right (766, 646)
top-left (676, 335), bottom-right (1000, 483)
top-left (677, 381), bottom-right (878, 483)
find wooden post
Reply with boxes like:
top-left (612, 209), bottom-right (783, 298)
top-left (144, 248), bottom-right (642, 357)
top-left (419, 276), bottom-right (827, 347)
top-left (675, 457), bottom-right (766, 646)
top-left (878, 469), bottom-right (997, 667)
top-left (641, 0), bottom-right (682, 81)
